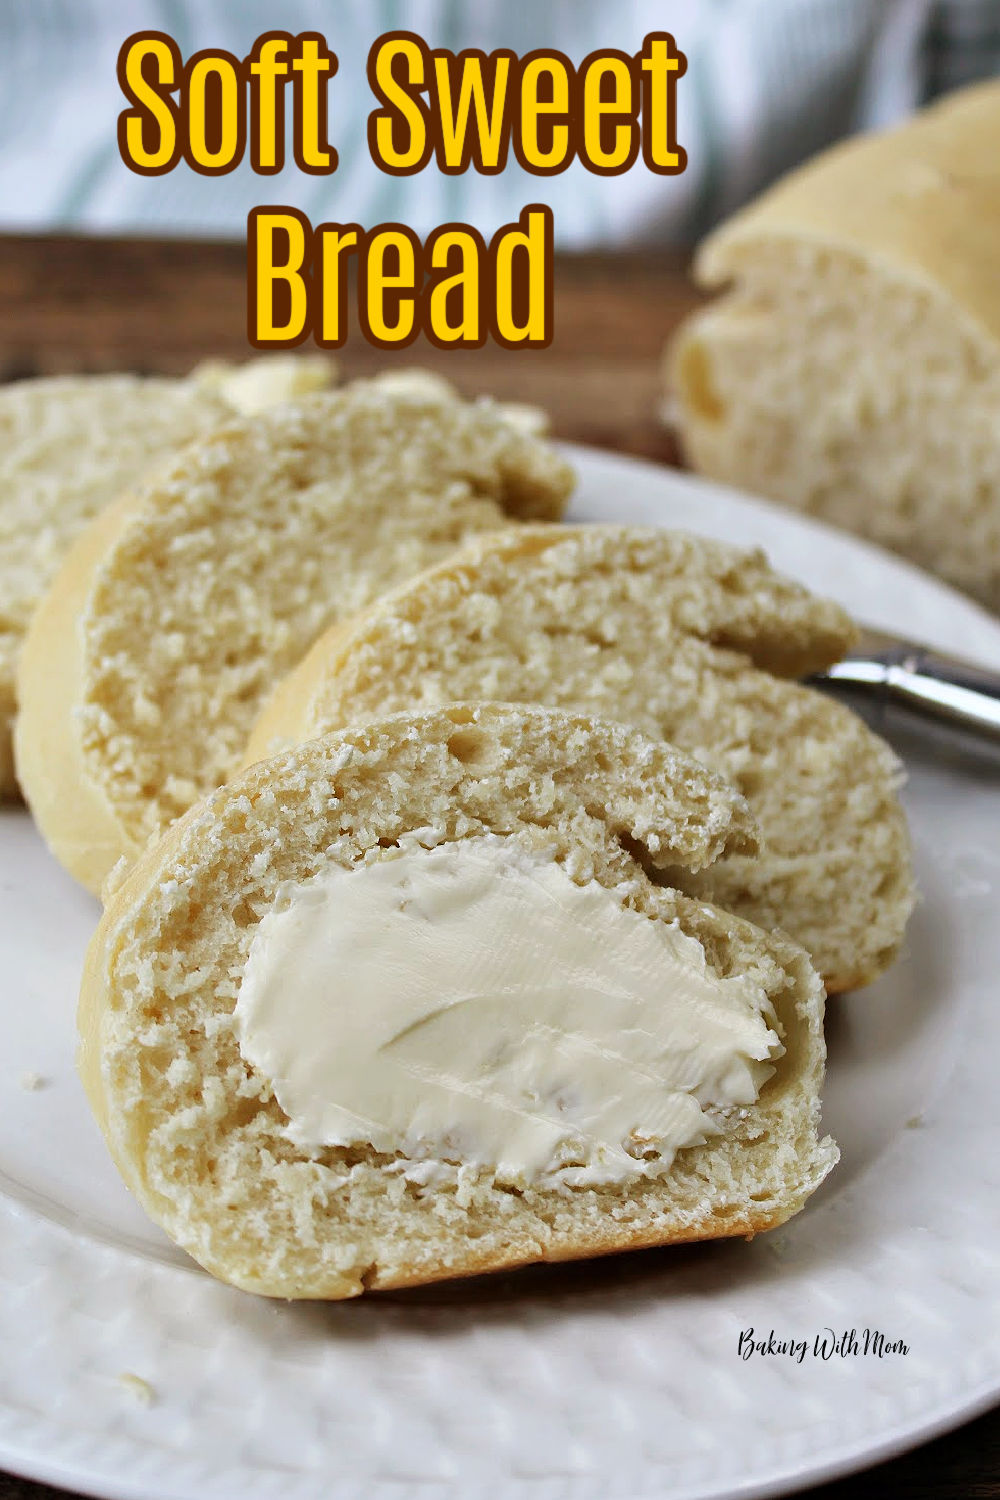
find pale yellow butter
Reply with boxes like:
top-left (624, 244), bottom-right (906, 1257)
top-left (234, 837), bottom-right (783, 1189)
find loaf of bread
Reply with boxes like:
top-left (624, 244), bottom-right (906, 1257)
top-left (246, 526), bottom-right (913, 992)
top-left (669, 80), bottom-right (1000, 610)
top-left (15, 382), bottom-right (573, 896)
top-left (79, 703), bottom-right (837, 1298)
top-left (0, 358), bottom-right (337, 800)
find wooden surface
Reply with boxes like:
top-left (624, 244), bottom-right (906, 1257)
top-left (0, 232), bottom-right (996, 1500)
top-left (0, 233), bottom-right (690, 462)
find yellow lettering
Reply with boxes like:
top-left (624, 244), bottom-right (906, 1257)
top-left (519, 57), bottom-right (569, 171)
top-left (245, 210), bottom-right (559, 351)
top-left (319, 227), bottom-right (358, 344)
top-left (641, 35), bottom-right (683, 169)
top-left (293, 36), bottom-right (335, 169)
top-left (366, 230), bottom-right (416, 342)
top-left (187, 56), bottom-right (241, 171)
top-left (433, 54), bottom-right (510, 169)
top-left (252, 211), bottom-right (309, 342)
top-left (582, 58), bottom-right (635, 172)
top-left (119, 36), bottom-right (178, 172)
top-left (429, 230), bottom-right (480, 342)
top-left (369, 37), bottom-right (428, 172)
top-left (249, 37), bottom-right (288, 171)
top-left (493, 207), bottom-right (550, 345)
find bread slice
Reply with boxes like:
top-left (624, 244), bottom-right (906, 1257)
top-left (79, 702), bottom-right (837, 1299)
top-left (668, 79), bottom-right (1000, 610)
top-left (14, 382), bottom-right (573, 897)
top-left (0, 358), bottom-right (337, 800)
top-left (246, 526), bottom-right (913, 992)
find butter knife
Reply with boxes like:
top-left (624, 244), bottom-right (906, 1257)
top-left (809, 628), bottom-right (1000, 760)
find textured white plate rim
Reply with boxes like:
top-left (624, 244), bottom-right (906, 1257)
top-left (1, 1375), bottom-right (999, 1500)
top-left (1, 446), bottom-right (999, 1500)
top-left (564, 442), bottom-right (1000, 665)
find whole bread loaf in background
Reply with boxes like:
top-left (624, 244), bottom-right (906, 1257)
top-left (0, 356), bottom-right (335, 799)
top-left (668, 80), bottom-right (1000, 611)
top-left (80, 703), bottom-right (836, 1299)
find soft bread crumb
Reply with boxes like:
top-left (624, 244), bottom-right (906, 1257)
top-left (79, 704), bottom-right (836, 1300)
top-left (0, 372), bottom-right (236, 797)
top-left (669, 82), bottom-right (1000, 610)
top-left (0, 357), bottom-right (341, 799)
top-left (101, 856), bottom-right (131, 904)
top-left (18, 1071), bottom-right (45, 1092)
top-left (364, 369), bottom-right (549, 434)
top-left (672, 244), bottom-right (1000, 607)
top-left (246, 525), bottom-right (911, 991)
top-left (16, 382), bottom-right (574, 895)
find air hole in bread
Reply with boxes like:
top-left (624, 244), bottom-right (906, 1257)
top-left (616, 831), bottom-right (664, 887)
top-left (446, 727), bottom-right (492, 766)
top-left (230, 899), bottom-right (258, 929)
top-left (543, 623), bottom-right (611, 650)
top-left (735, 770), bottom-right (764, 799)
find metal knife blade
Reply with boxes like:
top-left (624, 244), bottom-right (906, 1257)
top-left (809, 628), bottom-right (1000, 761)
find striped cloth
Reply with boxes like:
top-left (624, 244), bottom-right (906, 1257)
top-left (0, 0), bottom-right (995, 247)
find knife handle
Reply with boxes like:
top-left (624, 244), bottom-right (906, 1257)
top-left (817, 646), bottom-right (1000, 757)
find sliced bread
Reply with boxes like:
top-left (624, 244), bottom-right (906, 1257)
top-left (668, 79), bottom-right (1000, 610)
top-left (79, 702), bottom-right (837, 1299)
top-left (246, 526), bottom-right (913, 991)
top-left (15, 383), bottom-right (573, 895)
top-left (0, 358), bottom-right (336, 798)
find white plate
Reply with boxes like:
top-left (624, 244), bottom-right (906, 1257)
top-left (2, 447), bottom-right (999, 1500)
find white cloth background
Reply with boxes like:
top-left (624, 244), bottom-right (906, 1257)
top-left (0, 0), bottom-right (988, 247)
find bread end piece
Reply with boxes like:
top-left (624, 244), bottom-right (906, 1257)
top-left (15, 490), bottom-right (144, 893)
